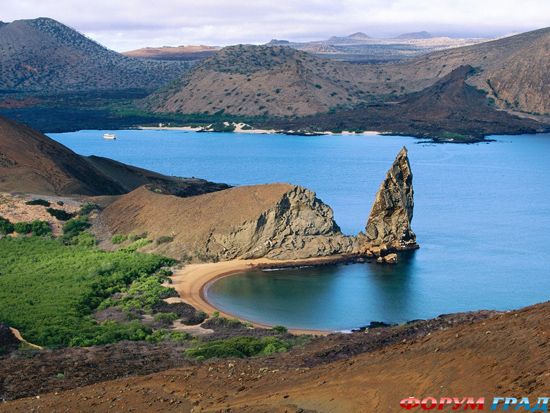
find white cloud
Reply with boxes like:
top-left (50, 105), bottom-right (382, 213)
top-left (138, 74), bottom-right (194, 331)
top-left (2, 0), bottom-right (549, 51)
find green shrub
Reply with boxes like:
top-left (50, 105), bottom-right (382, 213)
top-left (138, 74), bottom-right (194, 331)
top-left (122, 238), bottom-right (151, 252)
top-left (0, 216), bottom-right (14, 235)
top-left (271, 325), bottom-right (288, 334)
top-left (72, 231), bottom-right (96, 247)
top-left (0, 237), bottom-right (172, 347)
top-left (156, 268), bottom-right (173, 277)
top-left (46, 208), bottom-right (74, 221)
top-left (79, 202), bottom-right (100, 215)
top-left (13, 221), bottom-right (32, 234)
top-left (30, 221), bottom-right (52, 236)
top-left (145, 329), bottom-right (190, 343)
top-left (156, 235), bottom-right (173, 244)
top-left (62, 217), bottom-right (90, 242)
top-left (153, 312), bottom-right (179, 324)
top-left (185, 336), bottom-right (291, 360)
top-left (111, 234), bottom-right (128, 244)
top-left (117, 276), bottom-right (177, 312)
top-left (69, 320), bottom-right (152, 347)
top-left (13, 220), bottom-right (51, 236)
top-left (25, 199), bottom-right (51, 207)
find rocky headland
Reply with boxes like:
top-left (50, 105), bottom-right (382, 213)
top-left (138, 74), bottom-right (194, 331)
top-left (96, 146), bottom-right (417, 264)
top-left (1, 114), bottom-right (415, 264)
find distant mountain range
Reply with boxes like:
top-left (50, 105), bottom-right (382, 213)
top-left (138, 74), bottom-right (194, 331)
top-left (146, 27), bottom-right (550, 118)
top-left (264, 31), bottom-right (490, 62)
top-left (0, 17), bottom-right (547, 139)
top-left (396, 31), bottom-right (434, 39)
top-left (125, 31), bottom-right (490, 64)
top-left (0, 18), bottom-right (190, 94)
top-left (123, 45), bottom-right (220, 61)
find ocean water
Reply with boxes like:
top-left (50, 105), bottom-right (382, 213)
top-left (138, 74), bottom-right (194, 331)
top-left (50, 130), bottom-right (550, 330)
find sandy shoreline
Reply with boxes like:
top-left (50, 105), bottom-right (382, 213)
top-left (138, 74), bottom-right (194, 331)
top-left (170, 255), bottom-right (356, 336)
top-left (138, 125), bottom-right (381, 136)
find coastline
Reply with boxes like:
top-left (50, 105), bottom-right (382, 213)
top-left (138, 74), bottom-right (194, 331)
top-left (138, 124), bottom-right (382, 136)
top-left (170, 254), bottom-right (358, 336)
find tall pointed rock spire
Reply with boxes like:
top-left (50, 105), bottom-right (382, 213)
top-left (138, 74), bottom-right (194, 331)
top-left (363, 146), bottom-right (418, 254)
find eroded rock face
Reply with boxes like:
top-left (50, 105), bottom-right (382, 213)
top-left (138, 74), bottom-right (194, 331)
top-left (217, 186), bottom-right (354, 260)
top-left (360, 146), bottom-right (418, 254)
top-left (98, 148), bottom-right (418, 263)
top-left (99, 184), bottom-right (354, 262)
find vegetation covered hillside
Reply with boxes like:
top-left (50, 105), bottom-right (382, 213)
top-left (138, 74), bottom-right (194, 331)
top-left (0, 236), bottom-right (171, 347)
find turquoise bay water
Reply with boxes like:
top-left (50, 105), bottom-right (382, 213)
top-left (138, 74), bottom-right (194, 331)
top-left (50, 130), bottom-right (550, 330)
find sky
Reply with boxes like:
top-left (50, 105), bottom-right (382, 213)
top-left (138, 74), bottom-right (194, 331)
top-left (2, 0), bottom-right (549, 51)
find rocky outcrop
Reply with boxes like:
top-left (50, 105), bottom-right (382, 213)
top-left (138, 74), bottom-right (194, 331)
top-left (98, 147), bottom-right (418, 263)
top-left (98, 184), bottom-right (354, 262)
top-left (217, 186), bottom-right (354, 260)
top-left (0, 324), bottom-right (19, 354)
top-left (357, 147), bottom-right (418, 259)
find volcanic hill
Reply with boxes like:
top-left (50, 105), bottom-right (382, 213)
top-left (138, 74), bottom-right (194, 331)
top-left (264, 65), bottom-right (547, 141)
top-left (148, 27), bottom-right (549, 120)
top-left (0, 115), bottom-right (228, 196)
top-left (0, 18), bottom-right (190, 94)
top-left (145, 44), bottom-right (375, 117)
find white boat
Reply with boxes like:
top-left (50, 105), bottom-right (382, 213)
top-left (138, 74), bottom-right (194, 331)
top-left (103, 133), bottom-right (116, 140)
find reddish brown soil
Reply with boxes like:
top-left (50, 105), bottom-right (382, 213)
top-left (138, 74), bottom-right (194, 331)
top-left (0, 115), bottom-right (228, 196)
top-left (2, 302), bottom-right (548, 412)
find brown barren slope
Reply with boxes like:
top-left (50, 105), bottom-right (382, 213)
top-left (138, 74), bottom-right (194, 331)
top-left (266, 66), bottom-right (547, 140)
top-left (0, 115), bottom-right (228, 196)
top-left (97, 183), bottom-right (352, 260)
top-left (0, 115), bottom-right (124, 195)
top-left (2, 301), bottom-right (548, 412)
top-left (101, 183), bottom-right (294, 240)
top-left (145, 45), bottom-right (379, 117)
top-left (147, 28), bottom-right (549, 119)
top-left (388, 27), bottom-right (550, 115)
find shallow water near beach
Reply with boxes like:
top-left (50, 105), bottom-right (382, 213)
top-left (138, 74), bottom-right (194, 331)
top-left (50, 130), bottom-right (550, 330)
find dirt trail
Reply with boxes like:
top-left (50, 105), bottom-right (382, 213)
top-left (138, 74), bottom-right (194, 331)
top-left (9, 327), bottom-right (42, 349)
top-left (3, 302), bottom-right (548, 412)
